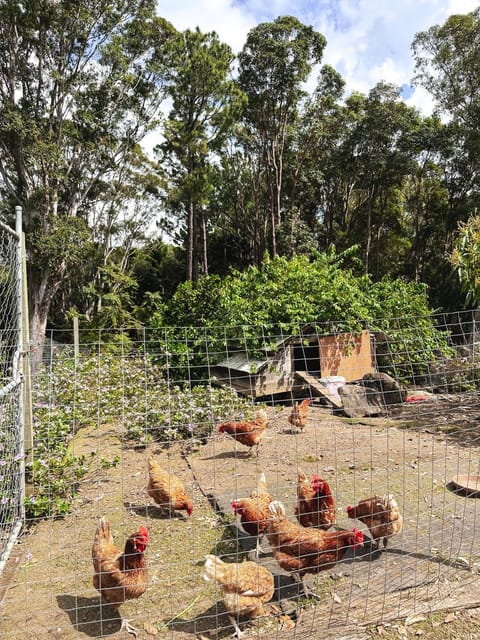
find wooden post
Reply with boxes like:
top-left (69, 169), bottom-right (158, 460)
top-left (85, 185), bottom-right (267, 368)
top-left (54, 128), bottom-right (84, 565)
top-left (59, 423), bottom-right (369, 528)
top-left (73, 316), bottom-right (79, 367)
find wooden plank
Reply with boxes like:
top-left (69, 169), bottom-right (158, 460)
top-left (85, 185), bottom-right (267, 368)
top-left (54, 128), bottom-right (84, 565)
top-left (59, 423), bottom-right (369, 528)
top-left (295, 370), bottom-right (343, 408)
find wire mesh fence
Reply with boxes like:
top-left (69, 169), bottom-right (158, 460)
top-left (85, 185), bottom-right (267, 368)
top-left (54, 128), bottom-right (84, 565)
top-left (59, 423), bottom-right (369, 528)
top-left (0, 215), bottom-right (24, 581)
top-left (0, 312), bottom-right (480, 639)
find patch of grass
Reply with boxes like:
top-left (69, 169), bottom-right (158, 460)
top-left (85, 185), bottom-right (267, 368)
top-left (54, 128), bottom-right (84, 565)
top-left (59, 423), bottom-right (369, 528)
top-left (399, 420), bottom-right (425, 430)
top-left (298, 455), bottom-right (321, 463)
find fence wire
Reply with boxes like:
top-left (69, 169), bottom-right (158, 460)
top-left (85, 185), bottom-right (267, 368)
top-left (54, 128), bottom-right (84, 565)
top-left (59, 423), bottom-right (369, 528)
top-left (0, 312), bottom-right (480, 639)
top-left (0, 216), bottom-right (23, 582)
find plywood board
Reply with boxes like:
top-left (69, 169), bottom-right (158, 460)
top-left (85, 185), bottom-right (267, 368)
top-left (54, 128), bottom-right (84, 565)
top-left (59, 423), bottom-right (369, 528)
top-left (319, 329), bottom-right (374, 382)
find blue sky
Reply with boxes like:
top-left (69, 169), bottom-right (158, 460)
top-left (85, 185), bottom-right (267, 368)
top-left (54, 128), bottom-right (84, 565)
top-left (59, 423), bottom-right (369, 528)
top-left (155, 0), bottom-right (478, 114)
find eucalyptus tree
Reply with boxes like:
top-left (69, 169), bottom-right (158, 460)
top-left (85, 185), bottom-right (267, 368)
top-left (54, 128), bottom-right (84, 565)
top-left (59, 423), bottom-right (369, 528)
top-left (412, 8), bottom-right (480, 160)
top-left (206, 149), bottom-right (261, 271)
top-left (412, 9), bottom-right (480, 214)
top-left (237, 15), bottom-right (326, 256)
top-left (157, 27), bottom-right (246, 282)
top-left (400, 116), bottom-right (450, 284)
top-left (282, 64), bottom-right (346, 251)
top-left (0, 0), bottom-right (176, 368)
top-left (412, 10), bottom-right (480, 306)
top-left (339, 83), bottom-right (419, 277)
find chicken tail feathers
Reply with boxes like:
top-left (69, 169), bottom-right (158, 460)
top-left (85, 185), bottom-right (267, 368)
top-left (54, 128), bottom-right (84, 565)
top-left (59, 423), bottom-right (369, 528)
top-left (297, 468), bottom-right (308, 483)
top-left (257, 471), bottom-right (269, 493)
top-left (383, 494), bottom-right (398, 509)
top-left (203, 554), bottom-right (225, 582)
top-left (148, 455), bottom-right (159, 472)
top-left (94, 516), bottom-right (113, 546)
top-left (268, 500), bottom-right (286, 519)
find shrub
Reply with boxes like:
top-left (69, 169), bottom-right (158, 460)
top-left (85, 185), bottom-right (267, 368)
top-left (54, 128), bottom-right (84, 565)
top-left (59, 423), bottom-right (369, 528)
top-left (147, 251), bottom-right (453, 382)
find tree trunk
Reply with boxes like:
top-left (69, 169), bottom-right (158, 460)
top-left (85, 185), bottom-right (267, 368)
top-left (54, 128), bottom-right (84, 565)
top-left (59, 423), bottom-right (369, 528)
top-left (270, 204), bottom-right (277, 256)
top-left (28, 275), bottom-right (52, 375)
top-left (201, 209), bottom-right (208, 275)
top-left (28, 266), bottom-right (64, 375)
top-left (187, 200), bottom-right (194, 281)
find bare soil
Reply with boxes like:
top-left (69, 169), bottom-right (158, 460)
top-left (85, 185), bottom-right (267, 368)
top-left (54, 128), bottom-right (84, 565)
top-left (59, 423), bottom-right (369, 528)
top-left (1, 396), bottom-right (480, 639)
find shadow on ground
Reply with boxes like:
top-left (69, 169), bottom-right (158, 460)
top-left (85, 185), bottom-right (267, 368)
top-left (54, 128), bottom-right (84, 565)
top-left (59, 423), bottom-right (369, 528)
top-left (56, 594), bottom-right (121, 637)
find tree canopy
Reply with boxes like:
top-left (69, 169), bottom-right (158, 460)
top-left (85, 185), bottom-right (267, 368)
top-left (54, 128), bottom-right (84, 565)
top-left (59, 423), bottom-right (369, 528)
top-left (1, 4), bottom-right (480, 353)
top-left (0, 0), bottom-right (176, 367)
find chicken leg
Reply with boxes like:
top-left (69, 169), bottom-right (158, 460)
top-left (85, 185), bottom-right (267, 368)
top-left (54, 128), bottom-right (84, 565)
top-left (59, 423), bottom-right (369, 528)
top-left (120, 617), bottom-right (141, 638)
top-left (228, 614), bottom-right (245, 639)
top-left (292, 572), bottom-right (319, 600)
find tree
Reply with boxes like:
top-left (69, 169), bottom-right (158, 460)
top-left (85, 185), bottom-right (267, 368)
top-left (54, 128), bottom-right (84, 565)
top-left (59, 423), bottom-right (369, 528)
top-left (335, 84), bottom-right (419, 276)
top-left (281, 64), bottom-right (346, 253)
top-left (412, 9), bottom-right (480, 190)
top-left (412, 12), bottom-right (480, 307)
top-left (450, 214), bottom-right (480, 306)
top-left (157, 27), bottom-right (246, 281)
top-left (237, 16), bottom-right (326, 255)
top-left (154, 250), bottom-right (451, 384)
top-left (0, 0), bottom-right (176, 369)
top-left (206, 149), bottom-right (260, 271)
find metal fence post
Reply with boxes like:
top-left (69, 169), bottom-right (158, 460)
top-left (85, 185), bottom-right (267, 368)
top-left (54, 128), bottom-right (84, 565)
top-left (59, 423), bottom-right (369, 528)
top-left (15, 206), bottom-right (26, 522)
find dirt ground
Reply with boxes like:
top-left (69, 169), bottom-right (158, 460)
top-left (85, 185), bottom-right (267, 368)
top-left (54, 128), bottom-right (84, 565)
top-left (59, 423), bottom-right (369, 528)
top-left (0, 395), bottom-right (480, 640)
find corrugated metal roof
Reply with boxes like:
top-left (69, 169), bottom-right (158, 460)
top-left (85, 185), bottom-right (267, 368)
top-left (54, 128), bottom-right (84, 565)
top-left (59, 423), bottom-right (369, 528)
top-left (213, 334), bottom-right (300, 374)
top-left (214, 351), bottom-right (269, 374)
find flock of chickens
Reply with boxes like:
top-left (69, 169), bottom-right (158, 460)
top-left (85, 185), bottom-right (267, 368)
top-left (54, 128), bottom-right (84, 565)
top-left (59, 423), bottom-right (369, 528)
top-left (91, 399), bottom-right (403, 638)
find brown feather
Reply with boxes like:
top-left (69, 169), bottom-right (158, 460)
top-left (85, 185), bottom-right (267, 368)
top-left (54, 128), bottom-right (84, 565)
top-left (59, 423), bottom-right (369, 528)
top-left (203, 554), bottom-right (274, 621)
top-left (147, 456), bottom-right (193, 516)
top-left (267, 501), bottom-right (363, 578)
top-left (347, 494), bottom-right (403, 548)
top-left (92, 517), bottom-right (148, 608)
top-left (217, 409), bottom-right (267, 454)
top-left (295, 471), bottom-right (336, 529)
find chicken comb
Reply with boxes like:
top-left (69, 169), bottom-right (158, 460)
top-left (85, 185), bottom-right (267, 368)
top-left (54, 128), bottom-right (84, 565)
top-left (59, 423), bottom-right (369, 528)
top-left (352, 527), bottom-right (364, 542)
top-left (137, 526), bottom-right (149, 539)
top-left (311, 474), bottom-right (325, 488)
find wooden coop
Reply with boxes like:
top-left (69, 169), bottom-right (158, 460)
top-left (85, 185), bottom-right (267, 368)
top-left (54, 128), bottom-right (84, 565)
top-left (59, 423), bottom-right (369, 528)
top-left (211, 329), bottom-right (375, 399)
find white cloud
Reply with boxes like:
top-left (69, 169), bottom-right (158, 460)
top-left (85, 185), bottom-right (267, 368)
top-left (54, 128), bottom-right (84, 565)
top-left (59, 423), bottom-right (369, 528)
top-left (155, 0), bottom-right (478, 114)
top-left (157, 0), bottom-right (255, 53)
top-left (318, 0), bottom-right (479, 112)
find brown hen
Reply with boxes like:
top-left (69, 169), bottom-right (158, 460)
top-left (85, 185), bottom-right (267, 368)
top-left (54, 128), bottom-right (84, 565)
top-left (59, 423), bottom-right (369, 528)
top-left (92, 516), bottom-right (149, 636)
top-left (294, 470), bottom-right (336, 529)
top-left (203, 554), bottom-right (274, 638)
top-left (288, 398), bottom-right (311, 432)
top-left (147, 456), bottom-right (193, 517)
top-left (267, 501), bottom-right (363, 597)
top-left (232, 472), bottom-right (273, 557)
top-left (347, 494), bottom-right (403, 549)
top-left (217, 409), bottom-right (267, 456)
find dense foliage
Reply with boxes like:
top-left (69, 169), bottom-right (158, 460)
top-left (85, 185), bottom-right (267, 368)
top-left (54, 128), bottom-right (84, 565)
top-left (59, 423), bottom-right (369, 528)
top-left (0, 4), bottom-right (480, 357)
top-left (147, 250), bottom-right (452, 381)
top-left (2, 4), bottom-right (478, 528)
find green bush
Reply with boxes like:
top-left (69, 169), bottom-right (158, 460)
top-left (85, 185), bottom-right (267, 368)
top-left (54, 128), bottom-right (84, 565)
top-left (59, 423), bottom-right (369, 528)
top-left (147, 250), bottom-right (453, 381)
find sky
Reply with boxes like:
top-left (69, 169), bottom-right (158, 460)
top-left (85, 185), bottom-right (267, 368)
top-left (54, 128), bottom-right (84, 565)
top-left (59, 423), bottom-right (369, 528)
top-left (155, 0), bottom-right (479, 115)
